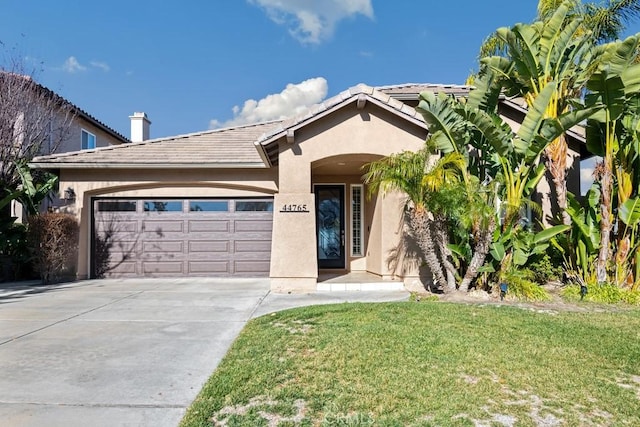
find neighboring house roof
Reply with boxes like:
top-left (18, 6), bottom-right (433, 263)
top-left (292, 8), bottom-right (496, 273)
top-left (30, 120), bottom-right (282, 169)
top-left (1, 72), bottom-right (129, 145)
top-left (378, 83), bottom-right (472, 100)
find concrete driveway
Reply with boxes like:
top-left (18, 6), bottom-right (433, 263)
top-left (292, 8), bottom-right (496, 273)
top-left (0, 278), bottom-right (408, 427)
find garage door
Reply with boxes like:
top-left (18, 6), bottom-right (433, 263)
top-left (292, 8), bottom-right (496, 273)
top-left (92, 198), bottom-right (273, 278)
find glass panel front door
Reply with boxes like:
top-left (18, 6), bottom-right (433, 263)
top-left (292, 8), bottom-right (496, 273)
top-left (315, 185), bottom-right (345, 269)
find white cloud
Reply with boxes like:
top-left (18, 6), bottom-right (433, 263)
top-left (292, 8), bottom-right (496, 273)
top-left (61, 56), bottom-right (87, 73)
top-left (210, 77), bottom-right (328, 128)
top-left (90, 61), bottom-right (110, 72)
top-left (249, 0), bottom-right (374, 44)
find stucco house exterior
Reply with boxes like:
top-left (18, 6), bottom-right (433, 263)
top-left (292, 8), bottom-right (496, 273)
top-left (30, 83), bottom-right (585, 292)
top-left (1, 73), bottom-right (129, 221)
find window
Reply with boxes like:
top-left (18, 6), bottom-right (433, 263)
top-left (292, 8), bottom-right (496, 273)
top-left (143, 201), bottom-right (183, 212)
top-left (189, 201), bottom-right (228, 212)
top-left (235, 201), bottom-right (273, 212)
top-left (81, 129), bottom-right (96, 150)
top-left (97, 201), bottom-right (136, 212)
top-left (351, 185), bottom-right (363, 256)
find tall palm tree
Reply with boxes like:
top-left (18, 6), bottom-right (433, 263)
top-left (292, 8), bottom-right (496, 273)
top-left (538, 0), bottom-right (640, 42)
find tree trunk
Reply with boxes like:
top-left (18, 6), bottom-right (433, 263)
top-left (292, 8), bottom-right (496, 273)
top-left (597, 166), bottom-right (612, 284)
top-left (408, 209), bottom-right (448, 291)
top-left (433, 214), bottom-right (457, 292)
top-left (546, 136), bottom-right (570, 226)
top-left (460, 216), bottom-right (497, 291)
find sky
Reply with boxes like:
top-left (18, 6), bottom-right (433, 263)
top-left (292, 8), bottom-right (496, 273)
top-left (1, 0), bottom-right (545, 140)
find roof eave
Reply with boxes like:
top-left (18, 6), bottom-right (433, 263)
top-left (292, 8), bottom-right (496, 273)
top-left (29, 162), bottom-right (269, 170)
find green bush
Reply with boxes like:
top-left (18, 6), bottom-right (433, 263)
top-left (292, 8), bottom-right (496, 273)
top-left (28, 213), bottom-right (79, 284)
top-left (562, 284), bottom-right (640, 305)
top-left (500, 268), bottom-right (552, 301)
top-left (0, 219), bottom-right (31, 281)
top-left (528, 253), bottom-right (563, 285)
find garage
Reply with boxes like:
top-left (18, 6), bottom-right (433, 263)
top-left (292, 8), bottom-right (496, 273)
top-left (92, 198), bottom-right (273, 278)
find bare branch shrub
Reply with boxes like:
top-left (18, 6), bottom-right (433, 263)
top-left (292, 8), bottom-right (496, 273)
top-left (28, 212), bottom-right (79, 284)
top-left (0, 51), bottom-right (74, 192)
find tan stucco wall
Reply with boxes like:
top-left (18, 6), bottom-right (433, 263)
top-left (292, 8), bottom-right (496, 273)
top-left (56, 117), bottom-right (123, 154)
top-left (270, 102), bottom-right (427, 291)
top-left (59, 167), bottom-right (278, 279)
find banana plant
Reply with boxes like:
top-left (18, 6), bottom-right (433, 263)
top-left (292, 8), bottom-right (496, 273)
top-left (585, 33), bottom-right (640, 283)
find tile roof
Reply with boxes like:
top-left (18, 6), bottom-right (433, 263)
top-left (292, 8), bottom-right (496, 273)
top-left (256, 83), bottom-right (428, 146)
top-left (377, 83), bottom-right (472, 99)
top-left (31, 120), bottom-right (282, 168)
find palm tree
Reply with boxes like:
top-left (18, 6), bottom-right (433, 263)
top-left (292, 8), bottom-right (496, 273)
top-left (479, 0), bottom-right (640, 58)
top-left (363, 149), bottom-right (466, 292)
top-left (537, 0), bottom-right (640, 42)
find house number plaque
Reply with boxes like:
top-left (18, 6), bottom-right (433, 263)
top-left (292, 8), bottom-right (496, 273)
top-left (280, 204), bottom-right (309, 213)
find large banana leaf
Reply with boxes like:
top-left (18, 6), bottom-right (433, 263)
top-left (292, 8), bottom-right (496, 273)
top-left (417, 91), bottom-right (468, 154)
top-left (515, 82), bottom-right (556, 154)
top-left (619, 197), bottom-right (640, 227)
top-left (533, 224), bottom-right (571, 244)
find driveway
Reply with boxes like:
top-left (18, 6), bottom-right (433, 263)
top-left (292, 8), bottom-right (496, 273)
top-left (0, 278), bottom-right (408, 427)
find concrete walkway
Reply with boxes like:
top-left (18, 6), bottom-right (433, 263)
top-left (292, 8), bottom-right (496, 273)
top-left (0, 278), bottom-right (408, 427)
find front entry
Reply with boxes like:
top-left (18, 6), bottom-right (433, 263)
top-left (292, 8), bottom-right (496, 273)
top-left (315, 185), bottom-right (345, 269)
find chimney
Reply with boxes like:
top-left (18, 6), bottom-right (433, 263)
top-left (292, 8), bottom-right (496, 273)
top-left (129, 112), bottom-right (151, 142)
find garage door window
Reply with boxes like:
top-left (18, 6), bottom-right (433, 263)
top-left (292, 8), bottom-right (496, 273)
top-left (189, 200), bottom-right (229, 212)
top-left (143, 201), bottom-right (183, 212)
top-left (97, 201), bottom-right (137, 212)
top-left (235, 201), bottom-right (273, 212)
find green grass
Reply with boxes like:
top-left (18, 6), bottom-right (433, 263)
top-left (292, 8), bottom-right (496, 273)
top-left (181, 302), bottom-right (640, 426)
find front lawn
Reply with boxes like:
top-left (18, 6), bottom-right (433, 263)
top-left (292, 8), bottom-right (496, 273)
top-left (181, 302), bottom-right (640, 426)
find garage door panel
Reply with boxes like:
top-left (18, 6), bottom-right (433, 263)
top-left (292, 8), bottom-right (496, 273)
top-left (143, 240), bottom-right (184, 253)
top-left (94, 198), bottom-right (272, 278)
top-left (235, 240), bottom-right (271, 252)
top-left (188, 220), bottom-right (230, 232)
top-left (188, 261), bottom-right (230, 274)
top-left (234, 260), bottom-right (270, 274)
top-left (107, 261), bottom-right (137, 274)
top-left (142, 220), bottom-right (184, 234)
top-left (234, 220), bottom-right (272, 232)
top-left (143, 262), bottom-right (183, 274)
top-left (189, 241), bottom-right (230, 253)
top-left (95, 219), bottom-right (138, 234)
top-left (107, 240), bottom-right (138, 254)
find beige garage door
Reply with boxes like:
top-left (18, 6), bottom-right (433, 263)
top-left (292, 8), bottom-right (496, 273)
top-left (92, 198), bottom-right (273, 278)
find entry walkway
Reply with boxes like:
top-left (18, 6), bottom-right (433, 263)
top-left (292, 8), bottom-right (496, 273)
top-left (0, 278), bottom-right (408, 427)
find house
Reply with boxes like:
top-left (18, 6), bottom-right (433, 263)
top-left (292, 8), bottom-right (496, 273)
top-left (0, 72), bottom-right (129, 221)
top-left (30, 83), bottom-right (585, 292)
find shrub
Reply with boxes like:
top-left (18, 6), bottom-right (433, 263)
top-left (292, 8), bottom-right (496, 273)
top-left (562, 284), bottom-right (640, 305)
top-left (0, 219), bottom-right (31, 281)
top-left (528, 253), bottom-right (563, 285)
top-left (28, 213), bottom-right (79, 284)
top-left (500, 268), bottom-right (551, 301)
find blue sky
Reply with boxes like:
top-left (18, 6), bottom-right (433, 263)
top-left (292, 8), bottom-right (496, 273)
top-left (0, 1), bottom-right (595, 139)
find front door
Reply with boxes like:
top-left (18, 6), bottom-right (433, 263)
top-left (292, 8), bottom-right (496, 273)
top-left (315, 185), bottom-right (345, 269)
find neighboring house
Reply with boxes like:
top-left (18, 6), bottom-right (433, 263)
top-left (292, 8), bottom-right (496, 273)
top-left (1, 73), bottom-right (130, 221)
top-left (30, 83), bottom-right (585, 292)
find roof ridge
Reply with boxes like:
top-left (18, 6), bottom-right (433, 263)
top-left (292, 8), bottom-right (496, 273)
top-left (144, 119), bottom-right (285, 143)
